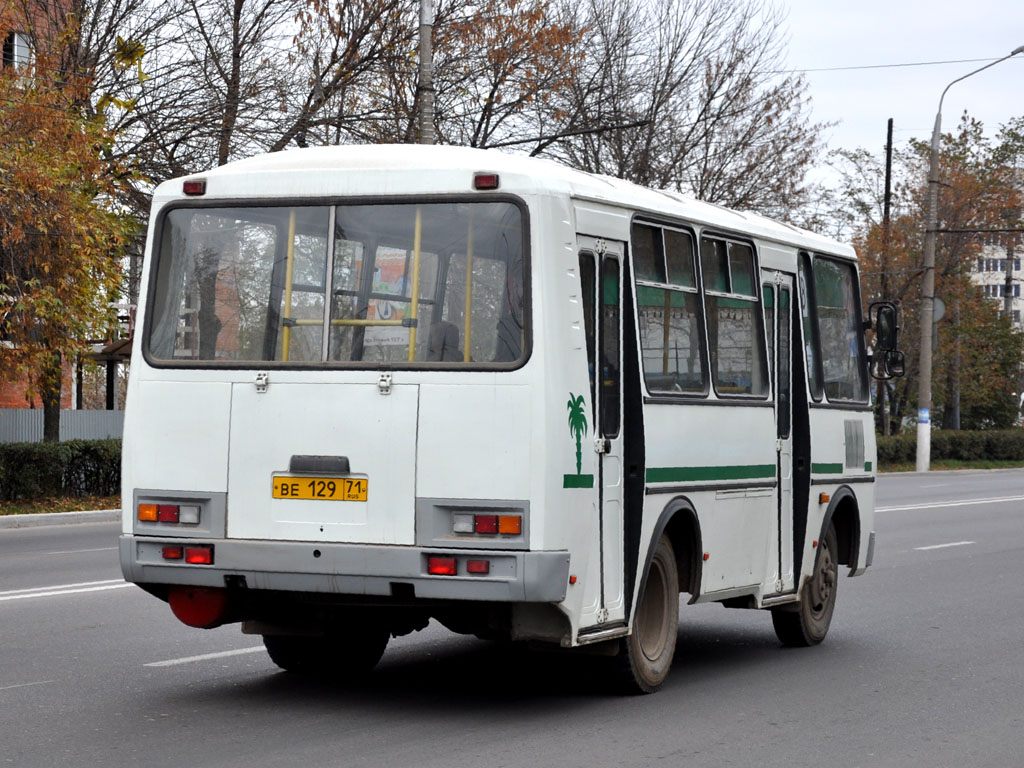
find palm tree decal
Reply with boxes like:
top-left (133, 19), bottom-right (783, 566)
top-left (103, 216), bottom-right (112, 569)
top-left (567, 393), bottom-right (588, 476)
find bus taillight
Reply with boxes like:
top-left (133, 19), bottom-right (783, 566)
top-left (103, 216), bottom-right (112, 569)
top-left (138, 503), bottom-right (200, 525)
top-left (451, 513), bottom-right (521, 537)
top-left (428, 557), bottom-right (457, 576)
top-left (185, 546), bottom-right (214, 565)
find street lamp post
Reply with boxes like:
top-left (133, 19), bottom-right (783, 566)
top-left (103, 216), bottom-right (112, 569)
top-left (915, 45), bottom-right (1024, 472)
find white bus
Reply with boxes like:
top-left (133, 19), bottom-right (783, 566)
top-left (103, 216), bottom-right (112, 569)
top-left (120, 145), bottom-right (901, 692)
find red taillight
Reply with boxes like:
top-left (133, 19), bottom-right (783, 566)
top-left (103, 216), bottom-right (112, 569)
top-left (428, 556), bottom-right (457, 576)
top-left (184, 546), bottom-right (214, 565)
top-left (473, 173), bottom-right (500, 190)
top-left (474, 515), bottom-right (498, 534)
top-left (161, 546), bottom-right (184, 560)
top-left (466, 559), bottom-right (490, 575)
top-left (157, 504), bottom-right (180, 523)
top-left (183, 179), bottom-right (206, 196)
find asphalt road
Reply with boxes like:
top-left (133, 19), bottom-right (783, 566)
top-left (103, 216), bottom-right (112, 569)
top-left (1, 469), bottom-right (1023, 768)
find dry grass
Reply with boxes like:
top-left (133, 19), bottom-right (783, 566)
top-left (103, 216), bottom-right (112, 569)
top-left (0, 495), bottom-right (120, 516)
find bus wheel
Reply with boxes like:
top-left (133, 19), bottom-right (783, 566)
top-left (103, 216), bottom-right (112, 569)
top-left (617, 534), bottom-right (679, 694)
top-left (263, 628), bottom-right (389, 677)
top-left (772, 523), bottom-right (838, 647)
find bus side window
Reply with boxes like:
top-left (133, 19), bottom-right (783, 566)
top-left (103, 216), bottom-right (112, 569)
top-left (798, 252), bottom-right (823, 401)
top-left (601, 257), bottom-right (620, 437)
top-left (579, 252), bottom-right (597, 418)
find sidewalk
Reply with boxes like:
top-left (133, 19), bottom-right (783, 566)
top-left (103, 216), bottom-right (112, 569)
top-left (0, 509), bottom-right (120, 529)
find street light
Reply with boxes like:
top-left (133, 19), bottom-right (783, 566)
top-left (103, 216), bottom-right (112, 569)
top-left (915, 44), bottom-right (1024, 472)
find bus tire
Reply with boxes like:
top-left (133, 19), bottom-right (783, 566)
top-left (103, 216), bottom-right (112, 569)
top-left (617, 534), bottom-right (679, 694)
top-left (263, 628), bottom-right (389, 677)
top-left (771, 523), bottom-right (838, 647)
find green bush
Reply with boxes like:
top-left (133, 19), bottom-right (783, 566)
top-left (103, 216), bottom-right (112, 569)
top-left (877, 429), bottom-right (1024, 467)
top-left (0, 439), bottom-right (121, 501)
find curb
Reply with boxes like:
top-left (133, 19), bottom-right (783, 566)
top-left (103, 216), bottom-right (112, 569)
top-left (0, 509), bottom-right (120, 529)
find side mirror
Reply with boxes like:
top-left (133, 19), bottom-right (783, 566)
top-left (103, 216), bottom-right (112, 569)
top-left (870, 302), bottom-right (899, 352)
top-left (883, 349), bottom-right (905, 378)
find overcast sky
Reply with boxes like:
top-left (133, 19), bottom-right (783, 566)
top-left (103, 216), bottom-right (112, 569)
top-left (783, 0), bottom-right (1023, 165)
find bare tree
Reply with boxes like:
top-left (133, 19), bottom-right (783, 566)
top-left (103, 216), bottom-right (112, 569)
top-left (544, 0), bottom-right (826, 220)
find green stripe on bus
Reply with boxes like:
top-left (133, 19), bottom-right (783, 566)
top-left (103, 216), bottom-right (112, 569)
top-left (645, 465), bottom-right (776, 483)
top-left (563, 474), bottom-right (595, 489)
top-left (811, 463), bottom-right (844, 474)
top-left (864, 461), bottom-right (873, 472)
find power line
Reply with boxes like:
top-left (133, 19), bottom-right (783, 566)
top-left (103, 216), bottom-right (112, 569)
top-left (775, 56), bottom-right (1023, 75)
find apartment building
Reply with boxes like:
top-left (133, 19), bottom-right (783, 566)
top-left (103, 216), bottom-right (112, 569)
top-left (973, 244), bottom-right (1023, 328)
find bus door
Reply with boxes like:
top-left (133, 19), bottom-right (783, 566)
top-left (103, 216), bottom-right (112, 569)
top-left (763, 270), bottom-right (796, 593)
top-left (578, 237), bottom-right (626, 627)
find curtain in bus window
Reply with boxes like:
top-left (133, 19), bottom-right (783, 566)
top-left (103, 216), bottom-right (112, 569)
top-left (705, 295), bottom-right (768, 395)
top-left (703, 239), bottom-right (767, 396)
top-left (813, 258), bottom-right (868, 402)
top-left (148, 207), bottom-right (330, 362)
top-left (637, 286), bottom-right (704, 393)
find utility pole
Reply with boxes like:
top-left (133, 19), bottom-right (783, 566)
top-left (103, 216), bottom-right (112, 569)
top-left (916, 45), bottom-right (1024, 472)
top-left (418, 0), bottom-right (434, 145)
top-left (880, 118), bottom-right (893, 436)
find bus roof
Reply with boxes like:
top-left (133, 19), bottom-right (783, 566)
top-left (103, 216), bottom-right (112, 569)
top-left (157, 144), bottom-right (854, 259)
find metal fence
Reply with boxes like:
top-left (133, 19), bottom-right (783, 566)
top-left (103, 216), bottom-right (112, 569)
top-left (0, 409), bottom-right (124, 443)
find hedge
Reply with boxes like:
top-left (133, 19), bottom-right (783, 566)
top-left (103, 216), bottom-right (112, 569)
top-left (877, 429), bottom-right (1024, 467)
top-left (0, 439), bottom-right (121, 501)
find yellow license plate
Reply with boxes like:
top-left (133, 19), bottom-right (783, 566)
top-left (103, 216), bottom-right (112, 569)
top-left (272, 476), bottom-right (368, 501)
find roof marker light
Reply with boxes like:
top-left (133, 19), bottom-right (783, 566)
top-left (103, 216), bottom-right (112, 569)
top-left (183, 179), bottom-right (207, 196)
top-left (473, 173), bottom-right (500, 190)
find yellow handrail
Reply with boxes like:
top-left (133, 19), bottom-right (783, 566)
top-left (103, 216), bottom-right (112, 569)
top-left (288, 318), bottom-right (406, 327)
top-left (463, 210), bottom-right (474, 362)
top-left (280, 209), bottom-right (297, 362)
top-left (406, 206), bottom-right (423, 362)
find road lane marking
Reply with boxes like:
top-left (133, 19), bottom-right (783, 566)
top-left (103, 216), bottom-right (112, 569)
top-left (144, 647), bottom-right (266, 668)
top-left (42, 547), bottom-right (118, 555)
top-left (0, 579), bottom-right (132, 602)
top-left (877, 496), bottom-right (1024, 513)
top-left (915, 541), bottom-right (976, 551)
top-left (0, 680), bottom-right (55, 692)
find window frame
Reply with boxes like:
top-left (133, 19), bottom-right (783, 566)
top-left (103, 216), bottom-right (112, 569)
top-left (699, 230), bottom-right (770, 401)
top-left (630, 217), bottom-right (709, 399)
top-left (142, 194), bottom-right (532, 372)
top-left (805, 251), bottom-right (870, 405)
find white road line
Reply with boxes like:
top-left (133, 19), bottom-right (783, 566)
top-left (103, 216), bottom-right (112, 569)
top-left (0, 579), bottom-right (124, 597)
top-left (0, 680), bottom-right (55, 693)
top-left (0, 581), bottom-right (133, 602)
top-left (877, 496), bottom-right (1024, 513)
top-left (915, 541), bottom-right (976, 551)
top-left (43, 547), bottom-right (118, 556)
top-left (144, 647), bottom-right (266, 668)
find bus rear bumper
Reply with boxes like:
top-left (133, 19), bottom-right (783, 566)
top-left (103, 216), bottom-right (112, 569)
top-left (119, 535), bottom-right (570, 603)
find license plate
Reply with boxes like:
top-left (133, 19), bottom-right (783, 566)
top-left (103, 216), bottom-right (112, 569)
top-left (272, 476), bottom-right (368, 501)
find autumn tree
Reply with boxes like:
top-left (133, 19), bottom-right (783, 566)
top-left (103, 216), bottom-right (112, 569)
top-left (841, 113), bottom-right (1024, 432)
top-left (0, 24), bottom-right (136, 440)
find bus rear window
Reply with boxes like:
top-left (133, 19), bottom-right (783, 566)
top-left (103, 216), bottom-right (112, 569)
top-left (147, 201), bottom-right (526, 366)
